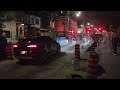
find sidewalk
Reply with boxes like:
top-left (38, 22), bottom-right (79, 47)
top-left (100, 53), bottom-right (120, 79)
top-left (96, 38), bottom-right (120, 79)
top-left (70, 37), bottom-right (120, 79)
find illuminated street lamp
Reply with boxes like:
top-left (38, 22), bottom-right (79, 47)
top-left (76, 13), bottom-right (80, 17)
top-left (87, 23), bottom-right (90, 25)
top-left (76, 11), bottom-right (81, 17)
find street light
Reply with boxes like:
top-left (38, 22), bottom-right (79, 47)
top-left (87, 23), bottom-right (90, 25)
top-left (76, 11), bottom-right (81, 17)
top-left (76, 13), bottom-right (80, 17)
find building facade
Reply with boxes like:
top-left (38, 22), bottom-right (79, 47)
top-left (3, 11), bottom-right (41, 43)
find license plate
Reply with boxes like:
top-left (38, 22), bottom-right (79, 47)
top-left (20, 51), bottom-right (27, 54)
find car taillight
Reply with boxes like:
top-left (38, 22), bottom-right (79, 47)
top-left (27, 45), bottom-right (37, 48)
top-left (13, 45), bottom-right (18, 48)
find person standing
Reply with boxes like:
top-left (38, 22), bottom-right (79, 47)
top-left (111, 32), bottom-right (120, 55)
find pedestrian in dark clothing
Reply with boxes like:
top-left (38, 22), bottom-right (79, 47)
top-left (111, 32), bottom-right (120, 55)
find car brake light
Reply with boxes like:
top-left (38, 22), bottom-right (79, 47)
top-left (13, 45), bottom-right (18, 48)
top-left (27, 45), bottom-right (37, 48)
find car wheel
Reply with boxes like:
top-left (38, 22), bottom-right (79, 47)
top-left (56, 46), bottom-right (61, 54)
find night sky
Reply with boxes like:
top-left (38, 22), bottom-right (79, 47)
top-left (84, 11), bottom-right (120, 26)
top-left (25, 11), bottom-right (120, 29)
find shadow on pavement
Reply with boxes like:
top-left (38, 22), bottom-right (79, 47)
top-left (65, 74), bottom-right (83, 79)
top-left (85, 42), bottom-right (97, 52)
top-left (16, 52), bottom-right (66, 66)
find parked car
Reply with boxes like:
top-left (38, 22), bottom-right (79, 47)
top-left (13, 36), bottom-right (61, 64)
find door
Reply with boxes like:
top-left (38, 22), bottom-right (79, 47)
top-left (17, 24), bottom-right (24, 39)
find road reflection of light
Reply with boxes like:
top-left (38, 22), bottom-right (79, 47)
top-left (65, 40), bottom-right (68, 43)
top-left (73, 41), bottom-right (76, 44)
top-left (83, 37), bottom-right (87, 42)
top-left (60, 36), bottom-right (93, 53)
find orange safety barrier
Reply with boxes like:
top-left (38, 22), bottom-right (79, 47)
top-left (6, 43), bottom-right (13, 60)
top-left (87, 51), bottom-right (99, 79)
top-left (75, 44), bottom-right (80, 59)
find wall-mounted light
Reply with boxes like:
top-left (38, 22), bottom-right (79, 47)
top-left (21, 24), bottom-right (24, 26)
top-left (87, 23), bottom-right (90, 25)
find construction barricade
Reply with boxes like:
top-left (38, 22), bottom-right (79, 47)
top-left (87, 51), bottom-right (99, 79)
top-left (6, 43), bottom-right (14, 60)
top-left (75, 44), bottom-right (80, 59)
top-left (73, 44), bottom-right (81, 71)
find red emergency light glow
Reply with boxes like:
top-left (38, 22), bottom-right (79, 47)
top-left (13, 45), bottom-right (18, 48)
top-left (98, 28), bottom-right (102, 30)
top-left (67, 30), bottom-right (74, 33)
top-left (27, 45), bottom-right (37, 48)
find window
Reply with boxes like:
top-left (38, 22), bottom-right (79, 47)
top-left (31, 17), bottom-right (34, 24)
top-left (26, 16), bottom-right (30, 24)
top-left (20, 27), bottom-right (22, 35)
top-left (2, 31), bottom-right (10, 38)
top-left (20, 16), bottom-right (24, 23)
top-left (24, 16), bottom-right (29, 24)
top-left (35, 19), bottom-right (39, 25)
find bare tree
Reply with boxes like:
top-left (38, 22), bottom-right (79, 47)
top-left (0, 11), bottom-right (15, 37)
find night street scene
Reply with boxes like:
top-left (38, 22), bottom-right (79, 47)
top-left (0, 11), bottom-right (120, 79)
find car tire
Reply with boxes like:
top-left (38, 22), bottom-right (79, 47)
top-left (56, 46), bottom-right (61, 54)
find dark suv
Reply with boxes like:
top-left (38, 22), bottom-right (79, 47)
top-left (13, 36), bottom-right (61, 64)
